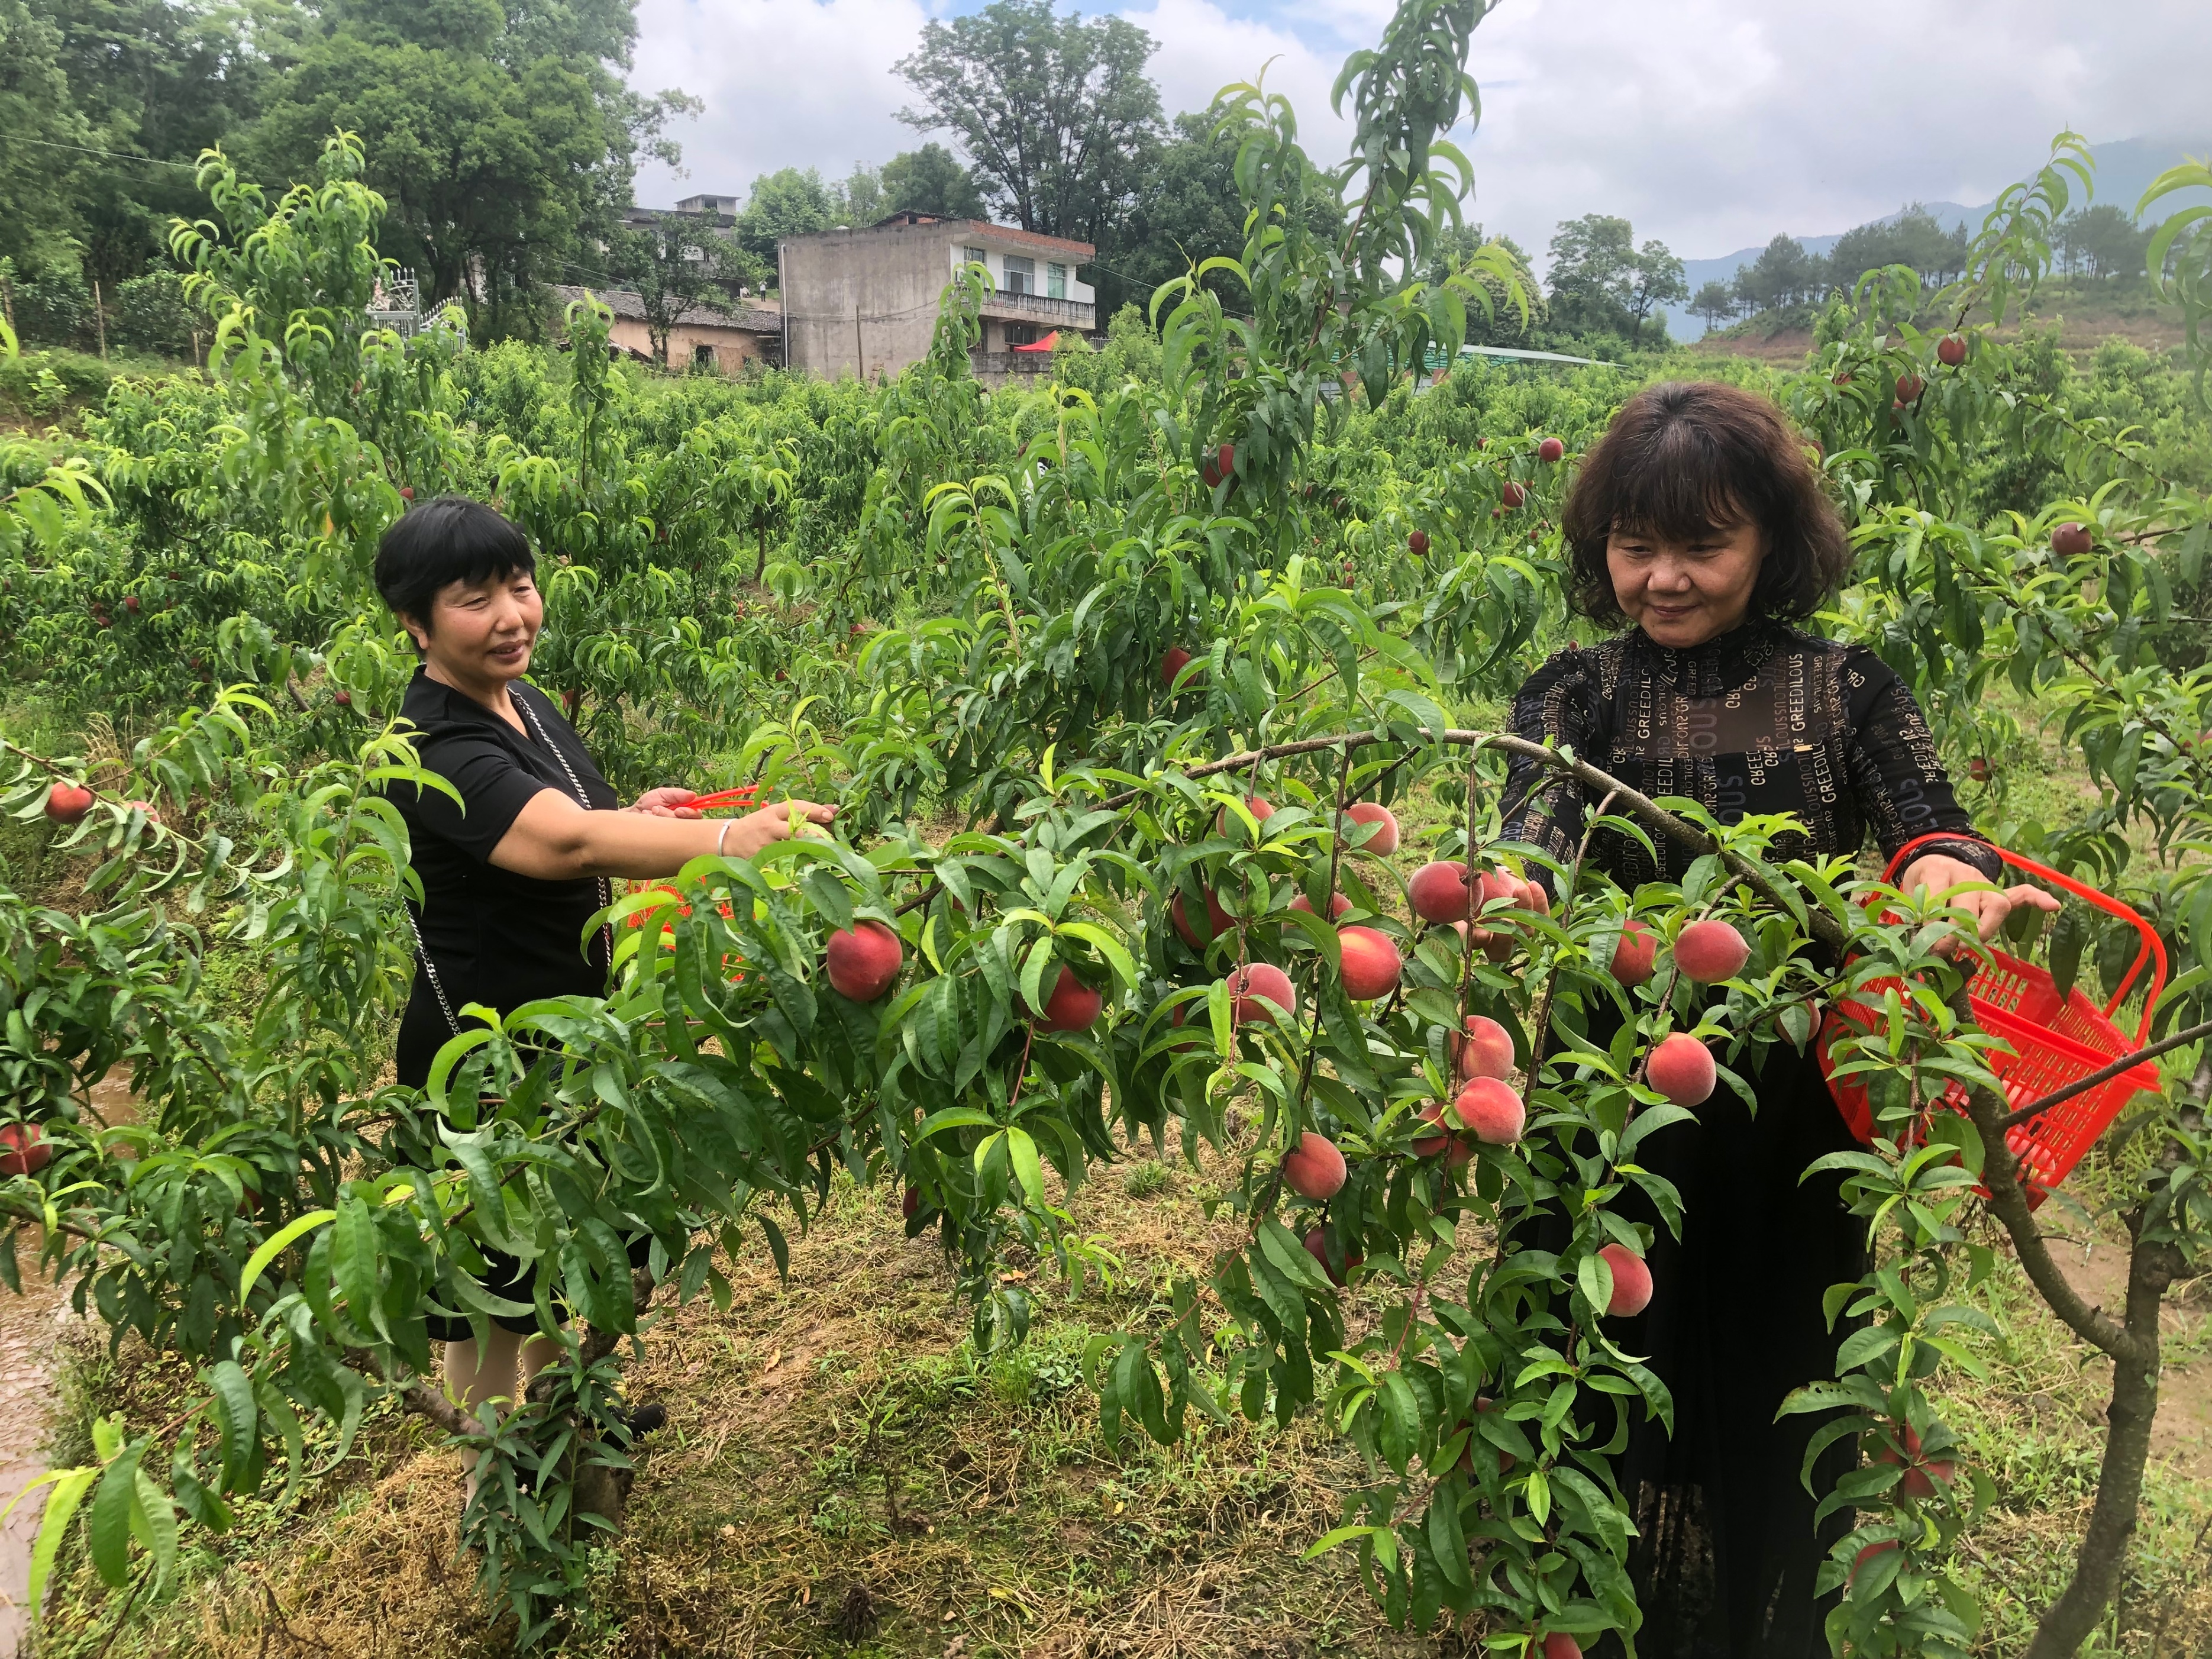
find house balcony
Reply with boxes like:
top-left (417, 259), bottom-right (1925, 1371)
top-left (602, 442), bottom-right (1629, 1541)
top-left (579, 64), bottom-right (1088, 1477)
top-left (979, 288), bottom-right (1096, 330)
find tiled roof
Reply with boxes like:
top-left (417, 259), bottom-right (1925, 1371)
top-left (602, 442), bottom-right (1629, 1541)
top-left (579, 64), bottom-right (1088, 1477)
top-left (553, 285), bottom-right (780, 333)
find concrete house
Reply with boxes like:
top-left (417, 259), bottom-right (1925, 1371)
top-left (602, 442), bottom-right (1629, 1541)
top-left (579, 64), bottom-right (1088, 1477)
top-left (778, 211), bottom-right (1096, 382)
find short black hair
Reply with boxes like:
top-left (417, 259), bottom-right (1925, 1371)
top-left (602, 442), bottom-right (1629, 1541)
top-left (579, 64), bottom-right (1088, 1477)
top-left (1561, 381), bottom-right (1851, 625)
top-left (373, 497), bottom-right (536, 637)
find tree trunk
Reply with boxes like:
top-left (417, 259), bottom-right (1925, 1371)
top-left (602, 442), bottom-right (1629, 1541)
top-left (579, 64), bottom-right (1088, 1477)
top-left (2023, 1220), bottom-right (2181, 1658)
top-left (755, 516), bottom-right (768, 584)
top-left (2019, 1053), bottom-right (2205, 1658)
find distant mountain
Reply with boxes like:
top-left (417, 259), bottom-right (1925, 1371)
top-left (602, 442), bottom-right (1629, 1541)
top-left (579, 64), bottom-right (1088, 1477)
top-left (1664, 135), bottom-right (2212, 344)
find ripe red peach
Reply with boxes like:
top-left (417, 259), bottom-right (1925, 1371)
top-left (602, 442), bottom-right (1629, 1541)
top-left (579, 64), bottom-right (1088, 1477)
top-left (1451, 1014), bottom-right (1515, 1082)
top-left (1409, 861), bottom-right (1474, 923)
top-left (825, 921), bottom-right (904, 1000)
top-left (1611, 920), bottom-right (1657, 986)
top-left (1342, 802), bottom-right (1399, 856)
top-left (1674, 919), bottom-right (1749, 984)
top-left (1646, 1032), bottom-right (1717, 1106)
top-left (1599, 1242), bottom-right (1652, 1316)
top-left (1336, 926), bottom-right (1402, 1000)
top-left (1451, 1077), bottom-right (1524, 1145)
top-left (1282, 1131), bottom-right (1347, 1200)
top-left (1226, 962), bottom-right (1297, 1027)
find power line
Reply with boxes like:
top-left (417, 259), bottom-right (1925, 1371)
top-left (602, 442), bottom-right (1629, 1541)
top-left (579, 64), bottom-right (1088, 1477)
top-left (10, 135), bottom-right (204, 172)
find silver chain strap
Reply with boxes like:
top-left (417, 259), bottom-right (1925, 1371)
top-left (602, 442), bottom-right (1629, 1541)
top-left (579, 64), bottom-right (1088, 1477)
top-left (516, 688), bottom-right (616, 967)
top-left (406, 685), bottom-right (613, 1038)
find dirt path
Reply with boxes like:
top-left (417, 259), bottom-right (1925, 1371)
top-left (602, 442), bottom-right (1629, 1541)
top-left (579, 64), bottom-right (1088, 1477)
top-left (0, 1071), bottom-right (134, 1655)
top-left (2049, 1233), bottom-right (2212, 1480)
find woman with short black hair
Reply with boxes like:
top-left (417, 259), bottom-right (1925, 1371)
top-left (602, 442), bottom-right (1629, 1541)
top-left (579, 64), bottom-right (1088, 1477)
top-left (1499, 382), bottom-right (2052, 1656)
top-left (374, 496), bottom-right (835, 1487)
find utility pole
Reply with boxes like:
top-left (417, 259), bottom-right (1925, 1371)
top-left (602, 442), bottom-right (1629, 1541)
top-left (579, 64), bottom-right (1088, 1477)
top-left (853, 298), bottom-right (863, 382)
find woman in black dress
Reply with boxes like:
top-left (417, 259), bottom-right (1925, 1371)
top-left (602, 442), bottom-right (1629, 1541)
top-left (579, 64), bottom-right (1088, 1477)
top-left (1497, 383), bottom-right (2053, 1656)
top-left (374, 498), bottom-right (836, 1484)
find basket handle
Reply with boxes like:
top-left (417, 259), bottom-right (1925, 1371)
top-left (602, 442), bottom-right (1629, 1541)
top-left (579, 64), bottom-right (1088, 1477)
top-left (1883, 831), bottom-right (2166, 1043)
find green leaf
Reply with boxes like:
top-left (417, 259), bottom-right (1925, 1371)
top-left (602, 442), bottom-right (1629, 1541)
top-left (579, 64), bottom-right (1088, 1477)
top-left (237, 1209), bottom-right (337, 1308)
top-left (89, 1441), bottom-right (148, 1587)
top-left (18, 1467), bottom-right (97, 1624)
top-left (208, 1361), bottom-right (258, 1493)
top-left (1005, 1127), bottom-right (1047, 1208)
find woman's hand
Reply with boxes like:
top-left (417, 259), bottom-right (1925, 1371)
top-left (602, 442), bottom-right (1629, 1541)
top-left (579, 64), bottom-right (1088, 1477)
top-left (628, 787), bottom-right (702, 819)
top-left (720, 800), bottom-right (839, 859)
top-left (1899, 853), bottom-right (2061, 943)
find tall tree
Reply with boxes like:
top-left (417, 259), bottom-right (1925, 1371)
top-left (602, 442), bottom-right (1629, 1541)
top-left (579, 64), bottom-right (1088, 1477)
top-left (605, 211), bottom-right (740, 367)
top-left (735, 167), bottom-right (836, 264)
top-left (835, 162), bottom-right (887, 227)
top-left (29, 0), bottom-right (269, 288)
top-left (246, 0), bottom-right (696, 338)
top-left (1732, 233), bottom-right (1821, 314)
top-left (0, 0), bottom-right (90, 280)
top-left (1623, 238), bottom-right (1685, 344)
top-left (1827, 204), bottom-right (1970, 293)
top-left (1691, 278), bottom-right (1736, 334)
top-left (893, 0), bottom-right (1163, 248)
top-left (1422, 222), bottom-right (1539, 346)
top-left (1545, 214), bottom-right (1684, 345)
top-left (1107, 109), bottom-right (1345, 315)
top-left (2058, 204), bottom-right (2151, 280)
top-left (880, 143), bottom-right (986, 220)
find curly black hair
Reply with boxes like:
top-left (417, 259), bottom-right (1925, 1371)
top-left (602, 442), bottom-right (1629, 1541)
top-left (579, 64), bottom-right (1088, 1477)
top-left (1559, 381), bottom-right (1850, 625)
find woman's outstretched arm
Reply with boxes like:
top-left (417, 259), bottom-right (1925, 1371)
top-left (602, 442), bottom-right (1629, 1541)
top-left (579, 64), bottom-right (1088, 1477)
top-left (489, 792), bottom-right (838, 881)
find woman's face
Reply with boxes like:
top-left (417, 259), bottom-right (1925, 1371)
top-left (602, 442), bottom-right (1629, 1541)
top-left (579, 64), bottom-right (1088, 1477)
top-left (406, 568), bottom-right (544, 690)
top-left (1606, 518), bottom-right (1766, 648)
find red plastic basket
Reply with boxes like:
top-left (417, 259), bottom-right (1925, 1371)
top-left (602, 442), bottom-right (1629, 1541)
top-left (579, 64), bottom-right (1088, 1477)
top-left (1817, 832), bottom-right (2166, 1206)
top-left (622, 784), bottom-right (758, 975)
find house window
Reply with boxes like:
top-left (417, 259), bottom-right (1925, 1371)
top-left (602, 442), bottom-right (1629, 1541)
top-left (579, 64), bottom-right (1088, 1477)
top-left (1046, 263), bottom-right (1067, 300)
top-left (1001, 254), bottom-right (1034, 295)
top-left (962, 245), bottom-right (988, 273)
top-left (692, 343), bottom-right (716, 370)
top-left (1003, 323), bottom-right (1039, 347)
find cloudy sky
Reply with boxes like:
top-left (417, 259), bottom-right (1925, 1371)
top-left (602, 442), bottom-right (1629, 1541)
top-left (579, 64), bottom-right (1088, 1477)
top-left (627, 0), bottom-right (2211, 263)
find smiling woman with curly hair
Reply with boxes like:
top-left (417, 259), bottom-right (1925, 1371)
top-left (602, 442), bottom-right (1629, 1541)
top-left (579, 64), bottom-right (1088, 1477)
top-left (1499, 381), bottom-right (2055, 1657)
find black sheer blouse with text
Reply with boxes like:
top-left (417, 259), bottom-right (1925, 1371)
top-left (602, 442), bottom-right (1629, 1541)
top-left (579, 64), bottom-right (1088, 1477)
top-left (1498, 618), bottom-right (2000, 890)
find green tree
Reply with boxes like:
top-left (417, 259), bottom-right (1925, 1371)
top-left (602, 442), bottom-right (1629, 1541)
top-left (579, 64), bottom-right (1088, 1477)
top-left (1691, 277), bottom-right (1736, 333)
top-left (894, 0), bottom-right (1163, 247)
top-left (880, 142), bottom-right (986, 220)
top-left (1546, 213), bottom-right (1683, 344)
top-left (1107, 109), bottom-right (1341, 314)
top-left (835, 162), bottom-right (887, 226)
top-left (28, 0), bottom-right (270, 288)
top-left (735, 166), bottom-right (837, 264)
top-left (246, 0), bottom-right (696, 337)
top-left (606, 211), bottom-right (742, 367)
top-left (1827, 204), bottom-right (1970, 293)
top-left (0, 0), bottom-right (89, 279)
top-left (2058, 204), bottom-right (2151, 280)
top-left (1423, 222), bottom-right (1539, 345)
top-left (1625, 238), bottom-right (1686, 344)
top-left (1732, 233), bottom-right (1822, 314)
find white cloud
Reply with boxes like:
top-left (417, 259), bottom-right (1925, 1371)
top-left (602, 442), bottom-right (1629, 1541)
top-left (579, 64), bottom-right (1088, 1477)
top-left (631, 0), bottom-right (2212, 260)
top-left (627, 0), bottom-right (931, 202)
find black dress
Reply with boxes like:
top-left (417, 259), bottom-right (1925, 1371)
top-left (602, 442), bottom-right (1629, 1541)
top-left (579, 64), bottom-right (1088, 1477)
top-left (1497, 618), bottom-right (1999, 1659)
top-left (390, 669), bottom-right (621, 1339)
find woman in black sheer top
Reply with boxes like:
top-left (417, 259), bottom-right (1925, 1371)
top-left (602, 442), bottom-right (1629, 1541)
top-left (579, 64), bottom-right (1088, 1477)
top-left (1498, 383), bottom-right (2053, 1658)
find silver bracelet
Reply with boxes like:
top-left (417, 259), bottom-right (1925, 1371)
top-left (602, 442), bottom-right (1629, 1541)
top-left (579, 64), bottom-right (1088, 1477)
top-left (716, 819), bottom-right (733, 857)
